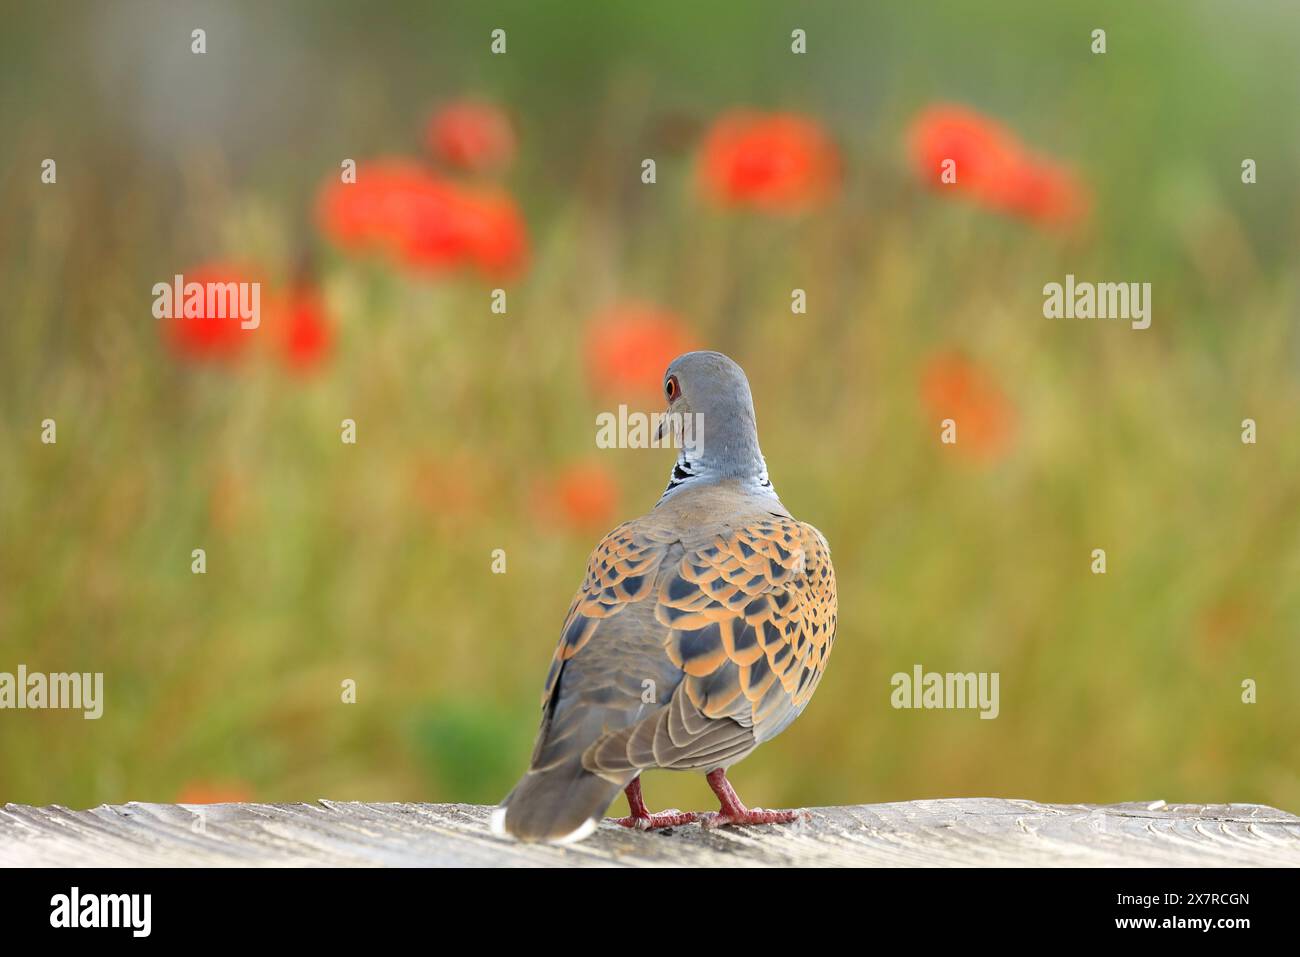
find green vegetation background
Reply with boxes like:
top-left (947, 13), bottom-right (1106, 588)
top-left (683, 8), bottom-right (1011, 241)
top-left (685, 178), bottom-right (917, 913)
top-left (1, 1), bottom-right (1296, 813)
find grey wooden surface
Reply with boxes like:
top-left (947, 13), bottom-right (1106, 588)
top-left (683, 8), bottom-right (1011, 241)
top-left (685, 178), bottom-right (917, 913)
top-left (2, 798), bottom-right (1298, 867)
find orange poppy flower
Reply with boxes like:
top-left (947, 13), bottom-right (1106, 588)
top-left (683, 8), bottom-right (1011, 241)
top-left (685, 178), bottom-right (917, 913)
top-left (907, 104), bottom-right (1088, 228)
top-left (177, 780), bottom-right (253, 804)
top-left (161, 262), bottom-right (263, 363)
top-left (317, 159), bottom-right (528, 278)
top-left (538, 462), bottom-right (620, 533)
top-left (208, 467), bottom-right (247, 533)
top-left (584, 304), bottom-right (696, 399)
top-left (1003, 157), bottom-right (1089, 227)
top-left (920, 352), bottom-right (1016, 462)
top-left (426, 99), bottom-right (516, 172)
top-left (698, 111), bottom-right (839, 211)
top-left (411, 453), bottom-right (483, 526)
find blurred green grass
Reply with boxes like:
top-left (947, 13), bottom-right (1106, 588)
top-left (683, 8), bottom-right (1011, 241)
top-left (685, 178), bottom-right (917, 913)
top-left (0, 0), bottom-right (1297, 814)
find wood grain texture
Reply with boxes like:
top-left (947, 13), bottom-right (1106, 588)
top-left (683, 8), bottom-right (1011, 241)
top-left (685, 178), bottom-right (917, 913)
top-left (2, 799), bottom-right (1297, 867)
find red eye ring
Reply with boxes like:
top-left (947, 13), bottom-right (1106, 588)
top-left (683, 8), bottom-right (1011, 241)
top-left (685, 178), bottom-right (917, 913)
top-left (665, 375), bottom-right (679, 400)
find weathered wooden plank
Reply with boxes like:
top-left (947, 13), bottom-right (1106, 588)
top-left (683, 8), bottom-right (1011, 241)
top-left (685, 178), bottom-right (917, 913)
top-left (1, 799), bottom-right (1297, 867)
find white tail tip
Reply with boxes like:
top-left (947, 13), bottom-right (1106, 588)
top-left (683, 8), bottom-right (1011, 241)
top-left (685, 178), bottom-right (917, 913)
top-left (548, 816), bottom-right (598, 846)
top-left (488, 805), bottom-right (599, 845)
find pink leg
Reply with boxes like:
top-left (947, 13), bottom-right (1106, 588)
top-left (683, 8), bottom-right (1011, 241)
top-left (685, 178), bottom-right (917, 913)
top-left (700, 768), bottom-right (808, 828)
top-left (608, 777), bottom-right (698, 830)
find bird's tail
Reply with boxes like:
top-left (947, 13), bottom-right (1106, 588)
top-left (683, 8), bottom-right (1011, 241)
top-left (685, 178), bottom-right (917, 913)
top-left (492, 757), bottom-right (626, 844)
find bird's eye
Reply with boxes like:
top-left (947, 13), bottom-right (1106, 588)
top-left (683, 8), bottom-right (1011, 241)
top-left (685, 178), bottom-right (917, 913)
top-left (665, 375), bottom-right (679, 400)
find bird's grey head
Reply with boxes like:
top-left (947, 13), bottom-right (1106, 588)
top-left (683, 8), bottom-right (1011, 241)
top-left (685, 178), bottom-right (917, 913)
top-left (656, 350), bottom-right (776, 504)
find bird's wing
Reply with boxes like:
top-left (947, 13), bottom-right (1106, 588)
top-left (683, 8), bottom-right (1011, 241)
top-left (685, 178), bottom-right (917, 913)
top-left (527, 521), bottom-right (681, 775)
top-left (573, 515), bottom-right (838, 774)
top-left (539, 520), bottom-right (678, 710)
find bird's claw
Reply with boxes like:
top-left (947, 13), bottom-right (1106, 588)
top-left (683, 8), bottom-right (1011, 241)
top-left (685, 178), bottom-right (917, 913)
top-left (609, 809), bottom-right (698, 830)
top-left (700, 807), bottom-right (808, 829)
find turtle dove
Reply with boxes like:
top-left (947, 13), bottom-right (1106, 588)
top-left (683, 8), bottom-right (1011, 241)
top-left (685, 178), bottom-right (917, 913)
top-left (494, 351), bottom-right (837, 843)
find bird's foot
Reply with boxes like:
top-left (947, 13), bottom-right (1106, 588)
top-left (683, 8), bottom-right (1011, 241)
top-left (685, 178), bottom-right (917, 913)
top-left (699, 767), bottom-right (809, 829)
top-left (611, 778), bottom-right (697, 830)
top-left (700, 807), bottom-right (808, 828)
top-left (610, 809), bottom-right (698, 830)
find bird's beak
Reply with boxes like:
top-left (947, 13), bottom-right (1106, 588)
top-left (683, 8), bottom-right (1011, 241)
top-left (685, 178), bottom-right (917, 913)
top-left (656, 409), bottom-right (669, 442)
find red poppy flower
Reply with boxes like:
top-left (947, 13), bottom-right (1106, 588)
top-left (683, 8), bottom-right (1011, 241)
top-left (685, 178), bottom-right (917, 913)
top-left (698, 111), bottom-right (839, 211)
top-left (920, 352), bottom-right (1016, 463)
top-left (907, 104), bottom-right (1088, 228)
top-left (584, 304), bottom-right (696, 398)
top-left (317, 159), bottom-right (528, 278)
top-left (161, 262), bottom-right (263, 363)
top-left (177, 780), bottom-right (253, 804)
top-left (1003, 157), bottom-right (1089, 227)
top-left (317, 159), bottom-right (426, 250)
top-left (537, 462), bottom-right (620, 532)
top-left (274, 286), bottom-right (332, 374)
top-left (426, 99), bottom-right (515, 172)
top-left (401, 180), bottom-right (528, 276)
